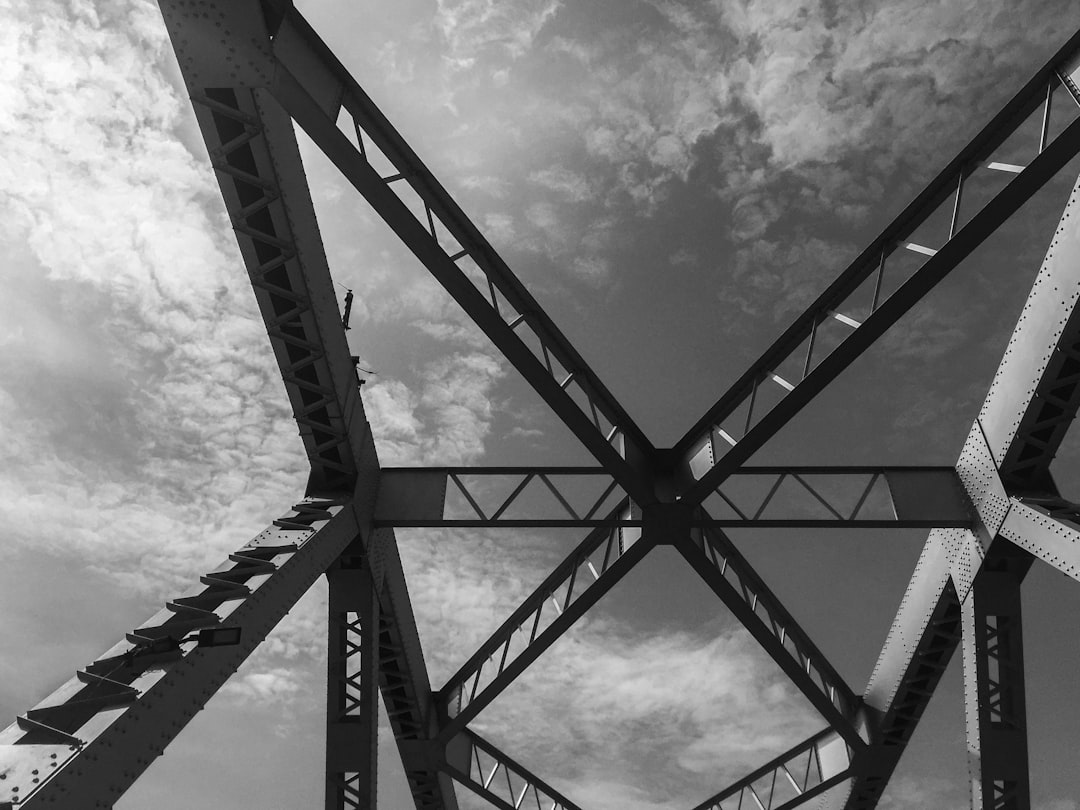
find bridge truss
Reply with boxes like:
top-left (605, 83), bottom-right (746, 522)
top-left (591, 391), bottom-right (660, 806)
top-left (3, 1), bottom-right (1080, 808)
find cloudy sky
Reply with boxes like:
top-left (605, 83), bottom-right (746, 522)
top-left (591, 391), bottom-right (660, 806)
top-left (3, 0), bottom-right (1080, 808)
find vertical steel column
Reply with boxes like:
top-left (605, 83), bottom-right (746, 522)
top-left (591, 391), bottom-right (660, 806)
top-left (962, 543), bottom-right (1032, 810)
top-left (326, 540), bottom-right (380, 810)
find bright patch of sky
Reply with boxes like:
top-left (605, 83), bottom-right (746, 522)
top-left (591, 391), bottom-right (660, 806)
top-left (3, 0), bottom-right (1080, 808)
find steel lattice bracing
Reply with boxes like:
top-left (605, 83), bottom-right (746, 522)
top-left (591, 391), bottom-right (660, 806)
top-left (6, 1), bottom-right (1080, 808)
top-left (374, 467), bottom-right (972, 529)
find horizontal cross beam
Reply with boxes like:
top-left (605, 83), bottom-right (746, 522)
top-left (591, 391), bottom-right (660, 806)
top-left (375, 467), bottom-right (972, 528)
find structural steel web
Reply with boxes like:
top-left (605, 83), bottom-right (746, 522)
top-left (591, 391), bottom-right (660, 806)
top-left (3, 1), bottom-right (1080, 808)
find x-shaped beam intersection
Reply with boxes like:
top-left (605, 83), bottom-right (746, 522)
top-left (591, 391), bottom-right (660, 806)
top-left (4, 2), bottom-right (1080, 809)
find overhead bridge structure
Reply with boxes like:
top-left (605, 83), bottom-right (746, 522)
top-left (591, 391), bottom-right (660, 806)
top-left (4, 1), bottom-right (1080, 808)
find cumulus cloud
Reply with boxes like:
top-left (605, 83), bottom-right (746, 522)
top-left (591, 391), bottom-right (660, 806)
top-left (0, 0), bottom-right (306, 598)
top-left (397, 524), bottom-right (820, 809)
top-left (434, 0), bottom-right (562, 67)
top-left (5, 1), bottom-right (1073, 806)
top-left (366, 352), bottom-right (505, 466)
top-left (719, 0), bottom-right (1071, 169)
top-left (528, 165), bottom-right (598, 203)
top-left (725, 231), bottom-right (847, 320)
top-left (222, 666), bottom-right (307, 706)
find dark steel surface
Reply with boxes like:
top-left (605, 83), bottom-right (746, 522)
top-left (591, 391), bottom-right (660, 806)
top-left (961, 542), bottom-right (1032, 809)
top-left (325, 542), bottom-right (380, 810)
top-left (375, 466), bottom-right (972, 528)
top-left (9, 1), bottom-right (1080, 807)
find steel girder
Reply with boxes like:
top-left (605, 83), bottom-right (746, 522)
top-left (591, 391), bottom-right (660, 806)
top-left (690, 728), bottom-right (851, 810)
top-left (375, 467), bottom-right (972, 529)
top-left (158, 3), bottom-right (457, 808)
top-left (836, 167), bottom-right (1080, 807)
top-left (326, 540), bottom-right (381, 810)
top-left (671, 31), bottom-right (1080, 504)
top-left (262, 6), bottom-right (657, 506)
top-left (961, 541), bottom-right (1033, 809)
top-left (0, 497), bottom-right (368, 809)
top-left (8, 0), bottom-right (1080, 808)
top-left (444, 730), bottom-right (584, 810)
top-left (437, 505), bottom-right (646, 741)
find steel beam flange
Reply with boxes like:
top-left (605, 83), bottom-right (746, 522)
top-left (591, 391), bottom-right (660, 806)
top-left (1001, 498), bottom-right (1080, 582)
top-left (957, 423), bottom-right (1012, 541)
top-left (951, 423), bottom-right (1015, 601)
top-left (159, 0), bottom-right (274, 87)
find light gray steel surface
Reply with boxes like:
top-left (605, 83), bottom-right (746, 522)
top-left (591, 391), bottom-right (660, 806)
top-left (835, 170), bottom-right (1080, 810)
top-left (1000, 497), bottom-right (1080, 580)
top-left (7, 2), bottom-right (1080, 808)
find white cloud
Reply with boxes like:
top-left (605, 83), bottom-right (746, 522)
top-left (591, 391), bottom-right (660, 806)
top-left (720, 0), bottom-right (1072, 169)
top-left (0, 0), bottom-right (308, 599)
top-left (434, 0), bottom-right (562, 66)
top-left (222, 666), bottom-right (306, 706)
top-left (395, 525), bottom-right (820, 809)
top-left (366, 352), bottom-right (505, 466)
top-left (528, 165), bottom-right (596, 202)
top-left (5, 2), bottom-right (1070, 807)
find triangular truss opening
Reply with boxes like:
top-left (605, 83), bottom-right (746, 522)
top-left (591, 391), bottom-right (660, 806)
top-left (467, 544), bottom-right (831, 810)
top-left (17, 4), bottom-right (1080, 809)
top-left (705, 471), bottom-right (896, 524)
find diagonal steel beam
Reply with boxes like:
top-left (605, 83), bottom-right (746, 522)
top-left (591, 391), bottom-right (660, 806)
top-left (690, 727), bottom-right (852, 810)
top-left (838, 152), bottom-right (1080, 810)
top-left (156, 5), bottom-right (458, 807)
top-left (155, 1), bottom-right (369, 493)
top-left (836, 544), bottom-right (963, 810)
top-left (674, 525), bottom-right (863, 748)
top-left (673, 35), bottom-right (1080, 505)
top-left (436, 502), bottom-right (649, 741)
top-left (263, 4), bottom-right (656, 504)
top-left (0, 497), bottom-right (359, 810)
top-left (366, 528), bottom-right (460, 810)
top-left (444, 729), bottom-right (583, 810)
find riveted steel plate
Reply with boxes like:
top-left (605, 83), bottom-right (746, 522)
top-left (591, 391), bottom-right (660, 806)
top-left (956, 422), bottom-right (1011, 544)
top-left (159, 0), bottom-right (274, 87)
top-left (1000, 498), bottom-right (1080, 582)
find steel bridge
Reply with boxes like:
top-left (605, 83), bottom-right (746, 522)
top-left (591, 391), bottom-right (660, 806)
top-left (3, 1), bottom-right (1080, 808)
